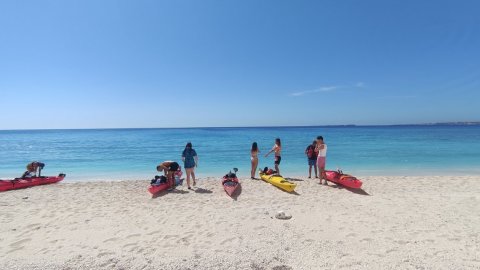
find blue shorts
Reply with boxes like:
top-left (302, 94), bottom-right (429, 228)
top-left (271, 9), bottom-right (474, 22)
top-left (308, 159), bottom-right (316, 166)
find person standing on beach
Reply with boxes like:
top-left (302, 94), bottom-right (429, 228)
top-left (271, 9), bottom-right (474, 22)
top-left (265, 138), bottom-right (282, 175)
top-left (250, 142), bottom-right (260, 179)
top-left (315, 136), bottom-right (328, 184)
top-left (156, 161), bottom-right (180, 190)
top-left (182, 142), bottom-right (198, 190)
top-left (305, 140), bottom-right (318, 178)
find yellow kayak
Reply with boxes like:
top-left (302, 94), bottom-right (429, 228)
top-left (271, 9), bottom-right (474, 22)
top-left (259, 172), bottom-right (297, 192)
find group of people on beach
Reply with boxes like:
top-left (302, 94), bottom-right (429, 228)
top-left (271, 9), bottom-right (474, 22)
top-left (20, 136), bottom-right (328, 189)
top-left (305, 136), bottom-right (328, 184)
top-left (155, 136), bottom-right (328, 191)
top-left (250, 136), bottom-right (328, 184)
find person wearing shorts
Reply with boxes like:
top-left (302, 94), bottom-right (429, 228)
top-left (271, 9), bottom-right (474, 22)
top-left (305, 141), bottom-right (318, 178)
top-left (275, 156), bottom-right (282, 165)
top-left (157, 161), bottom-right (180, 190)
top-left (265, 138), bottom-right (282, 175)
top-left (182, 142), bottom-right (198, 190)
top-left (315, 136), bottom-right (328, 185)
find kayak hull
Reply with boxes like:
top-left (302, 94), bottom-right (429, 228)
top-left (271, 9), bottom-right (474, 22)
top-left (148, 177), bottom-right (184, 196)
top-left (222, 177), bottom-right (239, 197)
top-left (325, 171), bottom-right (363, 189)
top-left (148, 183), bottom-right (170, 195)
top-left (0, 174), bottom-right (66, 192)
top-left (259, 172), bottom-right (296, 192)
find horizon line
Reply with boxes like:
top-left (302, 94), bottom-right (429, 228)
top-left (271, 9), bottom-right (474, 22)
top-left (1, 121), bottom-right (479, 131)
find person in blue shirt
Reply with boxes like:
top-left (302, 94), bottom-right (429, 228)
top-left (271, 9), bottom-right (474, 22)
top-left (182, 142), bottom-right (198, 190)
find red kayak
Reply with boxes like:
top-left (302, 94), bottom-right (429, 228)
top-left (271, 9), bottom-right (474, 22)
top-left (148, 169), bottom-right (183, 196)
top-left (0, 174), bottom-right (66, 192)
top-left (325, 171), bottom-right (363, 189)
top-left (222, 168), bottom-right (240, 197)
top-left (222, 176), bottom-right (239, 197)
top-left (148, 182), bottom-right (170, 195)
top-left (148, 177), bottom-right (185, 195)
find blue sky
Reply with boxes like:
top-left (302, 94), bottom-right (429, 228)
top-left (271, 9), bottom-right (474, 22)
top-left (0, 0), bottom-right (479, 129)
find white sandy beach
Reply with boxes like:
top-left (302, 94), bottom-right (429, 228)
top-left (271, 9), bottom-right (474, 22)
top-left (1, 175), bottom-right (479, 270)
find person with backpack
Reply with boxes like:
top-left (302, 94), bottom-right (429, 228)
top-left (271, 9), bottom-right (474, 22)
top-left (305, 141), bottom-right (318, 178)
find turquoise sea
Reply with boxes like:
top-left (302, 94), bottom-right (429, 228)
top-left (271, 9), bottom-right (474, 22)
top-left (1, 126), bottom-right (479, 181)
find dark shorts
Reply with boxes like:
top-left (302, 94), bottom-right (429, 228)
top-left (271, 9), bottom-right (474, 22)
top-left (308, 159), bottom-right (316, 166)
top-left (274, 156), bottom-right (282, 165)
top-left (168, 162), bottom-right (179, 172)
top-left (184, 159), bottom-right (195, 169)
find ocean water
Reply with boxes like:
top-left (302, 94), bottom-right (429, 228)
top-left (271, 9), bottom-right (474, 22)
top-left (1, 126), bottom-right (479, 181)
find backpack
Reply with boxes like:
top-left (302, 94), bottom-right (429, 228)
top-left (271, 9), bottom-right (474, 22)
top-left (306, 145), bottom-right (316, 159)
top-left (150, 175), bottom-right (167, 185)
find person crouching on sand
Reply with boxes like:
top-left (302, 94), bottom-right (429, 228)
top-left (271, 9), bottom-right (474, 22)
top-left (315, 136), bottom-right (328, 185)
top-left (182, 142), bottom-right (198, 190)
top-left (265, 138), bottom-right (282, 175)
top-left (250, 142), bottom-right (260, 179)
top-left (305, 140), bottom-right (318, 178)
top-left (22, 161), bottom-right (45, 178)
top-left (156, 161), bottom-right (180, 190)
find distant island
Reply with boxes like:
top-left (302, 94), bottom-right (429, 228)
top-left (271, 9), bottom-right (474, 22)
top-left (408, 122), bottom-right (480, 126)
top-left (320, 122), bottom-right (480, 127)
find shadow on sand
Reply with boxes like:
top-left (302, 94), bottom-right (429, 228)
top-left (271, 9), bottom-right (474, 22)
top-left (151, 188), bottom-right (190, 199)
top-left (229, 184), bottom-right (242, 201)
top-left (285, 177), bottom-right (304, 182)
top-left (321, 182), bottom-right (370, 196)
top-left (194, 187), bottom-right (213, 194)
top-left (273, 186), bottom-right (300, 195)
top-left (345, 187), bottom-right (370, 196)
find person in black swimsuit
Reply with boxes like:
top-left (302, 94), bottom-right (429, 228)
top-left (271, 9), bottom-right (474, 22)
top-left (156, 161), bottom-right (180, 189)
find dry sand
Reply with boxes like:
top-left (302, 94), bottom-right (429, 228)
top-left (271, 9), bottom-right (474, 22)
top-left (1, 175), bottom-right (479, 270)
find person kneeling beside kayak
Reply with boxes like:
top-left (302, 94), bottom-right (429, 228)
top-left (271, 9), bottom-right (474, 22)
top-left (22, 161), bottom-right (45, 178)
top-left (156, 161), bottom-right (180, 190)
top-left (262, 167), bottom-right (277, 175)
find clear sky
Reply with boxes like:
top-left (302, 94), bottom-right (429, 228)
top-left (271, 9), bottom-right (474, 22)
top-left (1, 0), bottom-right (479, 129)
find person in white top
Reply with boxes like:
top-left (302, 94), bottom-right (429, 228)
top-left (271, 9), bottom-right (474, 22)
top-left (315, 136), bottom-right (328, 185)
